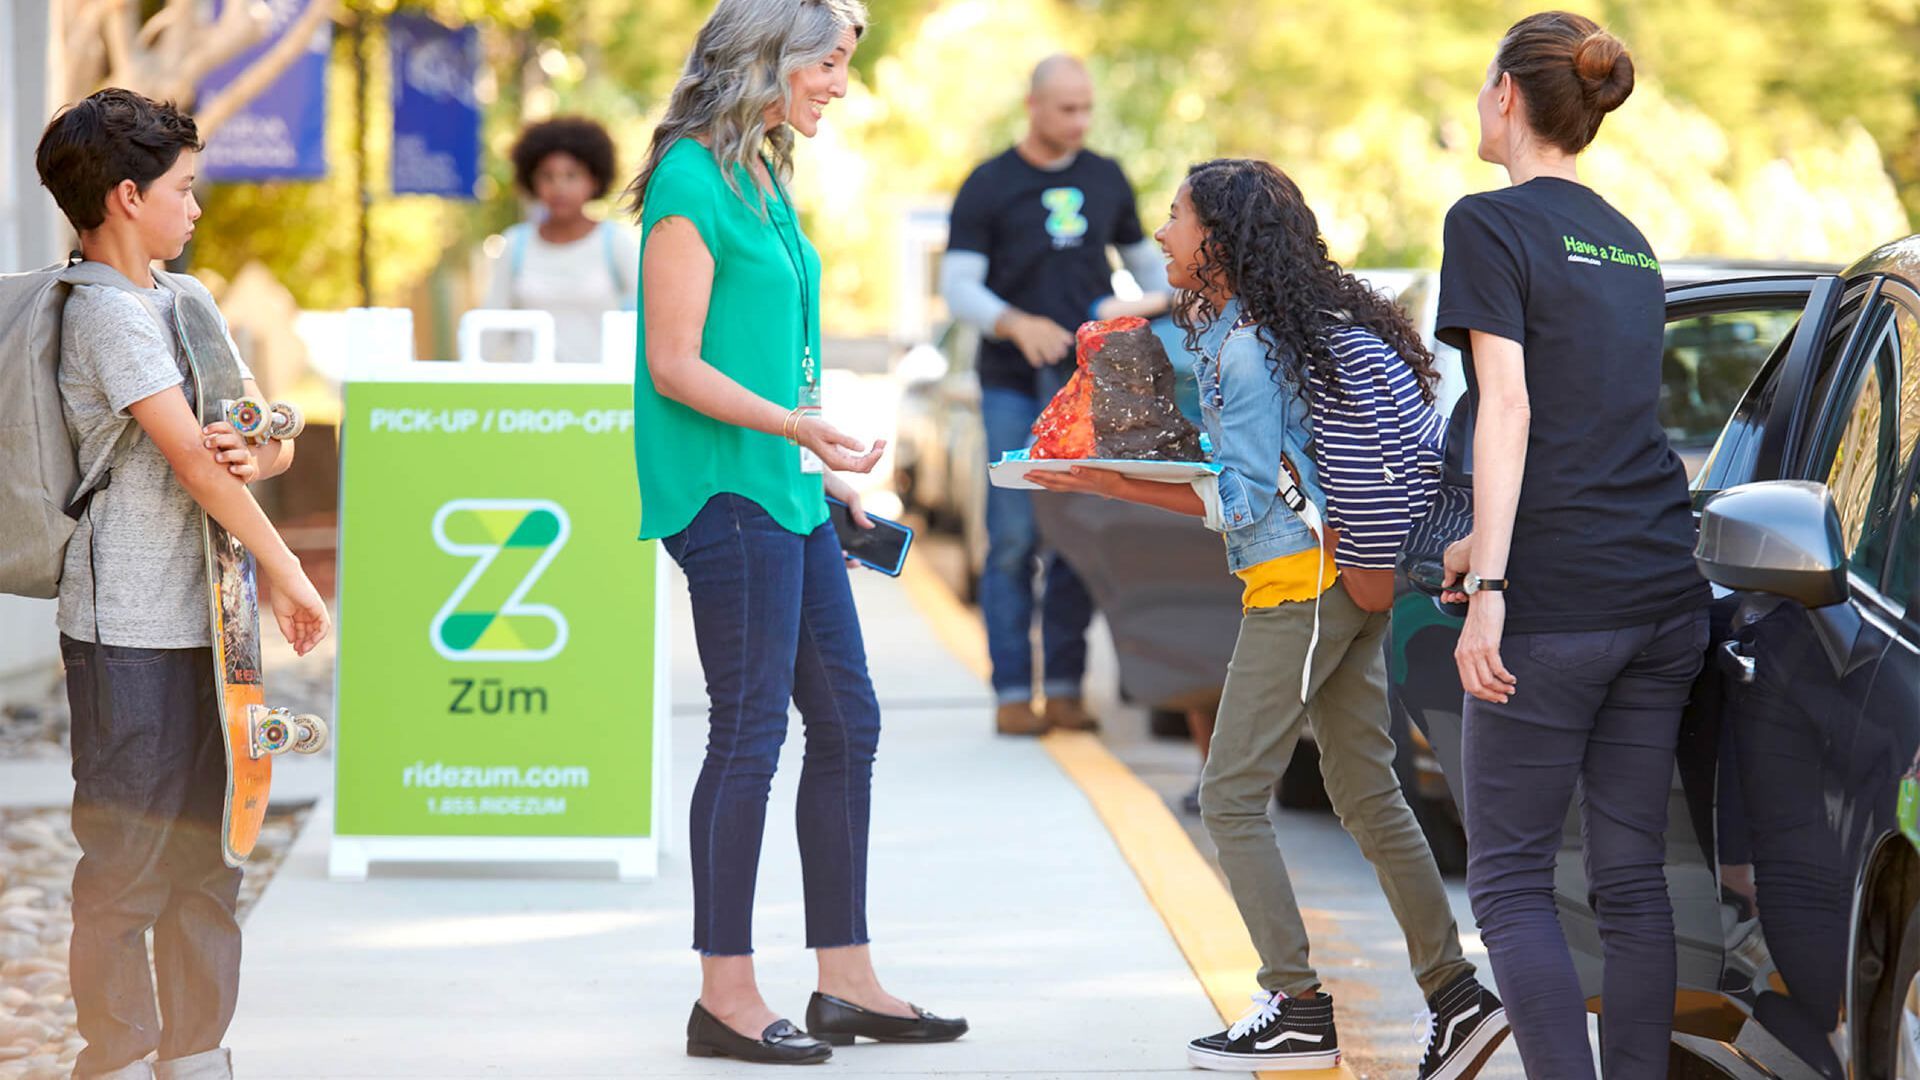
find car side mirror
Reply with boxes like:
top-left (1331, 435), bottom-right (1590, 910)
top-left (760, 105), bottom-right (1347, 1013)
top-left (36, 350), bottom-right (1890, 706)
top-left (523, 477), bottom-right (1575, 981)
top-left (1695, 480), bottom-right (1849, 608)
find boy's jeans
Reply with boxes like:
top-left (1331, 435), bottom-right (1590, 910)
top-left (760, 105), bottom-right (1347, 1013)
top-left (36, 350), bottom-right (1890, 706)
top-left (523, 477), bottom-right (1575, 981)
top-left (59, 637), bottom-right (241, 1080)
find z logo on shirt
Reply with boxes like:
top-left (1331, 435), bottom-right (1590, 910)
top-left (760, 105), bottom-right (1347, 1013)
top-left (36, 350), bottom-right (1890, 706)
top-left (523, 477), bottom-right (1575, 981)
top-left (1041, 187), bottom-right (1088, 249)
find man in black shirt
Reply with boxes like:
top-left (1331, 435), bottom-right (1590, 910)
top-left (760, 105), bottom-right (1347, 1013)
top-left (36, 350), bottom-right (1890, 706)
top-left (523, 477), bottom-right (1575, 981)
top-left (940, 54), bottom-right (1172, 735)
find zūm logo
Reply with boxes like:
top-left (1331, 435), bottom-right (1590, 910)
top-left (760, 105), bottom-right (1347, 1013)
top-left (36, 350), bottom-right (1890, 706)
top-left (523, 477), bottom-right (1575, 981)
top-left (430, 499), bottom-right (570, 662)
top-left (1041, 187), bottom-right (1088, 249)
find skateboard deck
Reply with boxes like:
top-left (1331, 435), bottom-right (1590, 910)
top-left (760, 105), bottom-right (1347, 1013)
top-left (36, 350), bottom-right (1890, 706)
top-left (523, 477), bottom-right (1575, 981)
top-left (178, 294), bottom-right (327, 867)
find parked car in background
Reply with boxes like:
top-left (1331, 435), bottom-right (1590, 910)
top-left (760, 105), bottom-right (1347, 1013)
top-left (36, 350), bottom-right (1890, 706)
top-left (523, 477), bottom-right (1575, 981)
top-left (1391, 235), bottom-right (1920, 1076)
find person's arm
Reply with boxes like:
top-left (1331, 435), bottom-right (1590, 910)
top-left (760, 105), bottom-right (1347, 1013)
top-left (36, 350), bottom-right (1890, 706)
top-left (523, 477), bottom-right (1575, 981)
top-left (644, 216), bottom-right (883, 473)
top-left (199, 377), bottom-right (295, 483)
top-left (127, 389), bottom-right (329, 654)
top-left (1094, 239), bottom-right (1172, 321)
top-left (1443, 330), bottom-right (1528, 704)
top-left (482, 229), bottom-right (515, 311)
top-left (938, 250), bottom-right (1009, 335)
top-left (1030, 465), bottom-right (1204, 515)
top-left (944, 168), bottom-right (1073, 365)
top-left (609, 223), bottom-right (641, 308)
top-left (938, 250), bottom-right (1073, 367)
top-left (1432, 196), bottom-right (1529, 703)
top-left (1092, 294), bottom-right (1172, 321)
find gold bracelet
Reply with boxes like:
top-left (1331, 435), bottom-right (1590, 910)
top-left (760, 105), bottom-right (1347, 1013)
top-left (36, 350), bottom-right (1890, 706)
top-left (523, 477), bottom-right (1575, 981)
top-left (784, 407), bottom-right (805, 445)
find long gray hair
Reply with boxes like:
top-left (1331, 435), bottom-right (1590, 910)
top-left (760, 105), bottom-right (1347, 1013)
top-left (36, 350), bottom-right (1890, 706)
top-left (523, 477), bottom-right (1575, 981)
top-left (624, 0), bottom-right (868, 217)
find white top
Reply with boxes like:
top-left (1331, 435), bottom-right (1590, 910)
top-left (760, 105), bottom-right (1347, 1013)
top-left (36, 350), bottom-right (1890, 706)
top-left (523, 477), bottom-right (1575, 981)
top-left (481, 221), bottom-right (639, 364)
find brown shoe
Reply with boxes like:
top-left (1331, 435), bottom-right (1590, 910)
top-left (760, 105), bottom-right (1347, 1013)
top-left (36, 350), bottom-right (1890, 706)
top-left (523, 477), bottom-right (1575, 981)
top-left (994, 701), bottom-right (1048, 736)
top-left (1043, 696), bottom-right (1099, 732)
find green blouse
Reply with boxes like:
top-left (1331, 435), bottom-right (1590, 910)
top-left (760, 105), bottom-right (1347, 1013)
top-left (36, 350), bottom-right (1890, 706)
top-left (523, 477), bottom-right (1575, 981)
top-left (633, 138), bottom-right (826, 540)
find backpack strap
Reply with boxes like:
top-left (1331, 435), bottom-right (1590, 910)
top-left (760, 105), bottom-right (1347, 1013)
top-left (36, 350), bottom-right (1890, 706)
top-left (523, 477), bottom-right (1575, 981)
top-left (56, 264), bottom-right (180, 517)
top-left (505, 223), bottom-right (531, 305)
top-left (599, 221), bottom-right (637, 311)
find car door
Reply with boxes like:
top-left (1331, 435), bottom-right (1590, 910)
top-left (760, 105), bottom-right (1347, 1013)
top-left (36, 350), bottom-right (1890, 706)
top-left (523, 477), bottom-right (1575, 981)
top-left (1394, 276), bottom-right (1836, 787)
top-left (1385, 274), bottom-right (1846, 1033)
top-left (1705, 276), bottom-right (1920, 1078)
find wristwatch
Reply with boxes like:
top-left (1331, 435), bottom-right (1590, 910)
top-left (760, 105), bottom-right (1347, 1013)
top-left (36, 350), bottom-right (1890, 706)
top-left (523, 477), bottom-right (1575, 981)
top-left (1462, 571), bottom-right (1510, 595)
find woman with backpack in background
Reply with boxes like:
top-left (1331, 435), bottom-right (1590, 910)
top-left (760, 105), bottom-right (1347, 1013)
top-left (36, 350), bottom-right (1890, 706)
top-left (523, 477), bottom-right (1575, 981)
top-left (1032, 158), bottom-right (1508, 1079)
top-left (482, 116), bottom-right (638, 363)
top-left (1437, 12), bottom-right (1711, 1077)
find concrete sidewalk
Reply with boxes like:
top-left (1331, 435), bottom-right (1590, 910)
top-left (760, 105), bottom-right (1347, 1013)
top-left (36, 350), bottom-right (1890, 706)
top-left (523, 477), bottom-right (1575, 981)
top-left (224, 565), bottom-right (1239, 1078)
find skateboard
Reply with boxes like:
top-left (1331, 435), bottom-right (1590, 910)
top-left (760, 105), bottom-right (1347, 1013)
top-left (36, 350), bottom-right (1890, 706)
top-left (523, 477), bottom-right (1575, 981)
top-left (182, 323), bottom-right (328, 867)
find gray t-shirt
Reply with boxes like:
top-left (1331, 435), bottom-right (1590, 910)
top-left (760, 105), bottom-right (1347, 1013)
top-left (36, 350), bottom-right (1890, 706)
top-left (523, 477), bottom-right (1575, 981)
top-left (57, 280), bottom-right (252, 648)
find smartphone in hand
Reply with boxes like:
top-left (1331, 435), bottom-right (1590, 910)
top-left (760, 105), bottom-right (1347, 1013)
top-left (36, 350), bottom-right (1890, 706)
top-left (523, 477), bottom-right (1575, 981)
top-left (826, 496), bottom-right (913, 577)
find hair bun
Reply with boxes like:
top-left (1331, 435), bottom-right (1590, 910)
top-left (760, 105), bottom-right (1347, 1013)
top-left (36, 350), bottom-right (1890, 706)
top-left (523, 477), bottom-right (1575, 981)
top-left (1573, 31), bottom-right (1634, 113)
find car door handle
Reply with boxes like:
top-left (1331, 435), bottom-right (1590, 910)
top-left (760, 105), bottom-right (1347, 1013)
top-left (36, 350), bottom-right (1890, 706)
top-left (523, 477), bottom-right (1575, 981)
top-left (1718, 639), bottom-right (1756, 684)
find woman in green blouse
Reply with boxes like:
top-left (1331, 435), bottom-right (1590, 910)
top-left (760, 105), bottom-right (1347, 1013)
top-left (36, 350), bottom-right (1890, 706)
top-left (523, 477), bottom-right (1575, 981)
top-left (627, 0), bottom-right (964, 1065)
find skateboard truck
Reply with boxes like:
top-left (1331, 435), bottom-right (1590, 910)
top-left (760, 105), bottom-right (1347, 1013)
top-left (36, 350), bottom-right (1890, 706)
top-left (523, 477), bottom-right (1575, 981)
top-left (221, 397), bottom-right (305, 445)
top-left (246, 705), bottom-right (329, 759)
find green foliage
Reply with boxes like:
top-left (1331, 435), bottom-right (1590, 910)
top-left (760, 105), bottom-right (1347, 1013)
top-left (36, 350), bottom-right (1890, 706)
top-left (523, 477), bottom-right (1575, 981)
top-left (182, 0), bottom-right (1919, 329)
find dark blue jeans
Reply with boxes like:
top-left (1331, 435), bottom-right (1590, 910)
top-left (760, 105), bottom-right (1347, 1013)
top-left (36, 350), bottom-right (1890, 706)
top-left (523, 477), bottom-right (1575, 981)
top-left (980, 368), bottom-right (1095, 703)
top-left (663, 494), bottom-right (882, 956)
top-left (59, 636), bottom-right (242, 1080)
top-left (1461, 608), bottom-right (1709, 1079)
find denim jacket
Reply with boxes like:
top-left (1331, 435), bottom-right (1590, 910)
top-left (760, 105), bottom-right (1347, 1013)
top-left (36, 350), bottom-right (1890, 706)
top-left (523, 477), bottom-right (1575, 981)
top-left (1188, 299), bottom-right (1326, 574)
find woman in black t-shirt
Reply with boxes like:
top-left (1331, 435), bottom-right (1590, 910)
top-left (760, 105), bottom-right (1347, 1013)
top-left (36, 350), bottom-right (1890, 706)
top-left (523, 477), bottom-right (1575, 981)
top-left (1435, 13), bottom-right (1711, 1079)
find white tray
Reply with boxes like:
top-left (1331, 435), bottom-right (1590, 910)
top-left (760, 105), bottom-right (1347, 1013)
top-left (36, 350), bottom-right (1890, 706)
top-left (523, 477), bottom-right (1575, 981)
top-left (989, 449), bottom-right (1219, 491)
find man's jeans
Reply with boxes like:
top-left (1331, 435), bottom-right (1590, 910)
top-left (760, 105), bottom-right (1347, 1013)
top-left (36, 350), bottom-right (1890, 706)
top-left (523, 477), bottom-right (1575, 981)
top-left (979, 364), bottom-right (1095, 703)
top-left (59, 636), bottom-right (241, 1080)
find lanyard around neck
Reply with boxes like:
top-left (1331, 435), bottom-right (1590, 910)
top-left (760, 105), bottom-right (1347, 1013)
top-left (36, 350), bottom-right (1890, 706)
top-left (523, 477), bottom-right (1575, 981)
top-left (762, 159), bottom-right (816, 391)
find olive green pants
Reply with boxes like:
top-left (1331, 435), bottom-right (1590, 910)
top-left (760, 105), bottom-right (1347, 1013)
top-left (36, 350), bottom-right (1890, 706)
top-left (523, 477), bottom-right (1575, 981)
top-left (1198, 585), bottom-right (1473, 998)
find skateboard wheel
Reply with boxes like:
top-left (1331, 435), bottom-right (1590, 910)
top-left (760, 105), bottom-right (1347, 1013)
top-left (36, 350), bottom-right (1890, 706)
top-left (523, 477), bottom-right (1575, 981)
top-left (267, 400), bottom-right (305, 441)
top-left (291, 714), bottom-right (329, 754)
top-left (253, 709), bottom-right (293, 757)
top-left (221, 396), bottom-right (271, 444)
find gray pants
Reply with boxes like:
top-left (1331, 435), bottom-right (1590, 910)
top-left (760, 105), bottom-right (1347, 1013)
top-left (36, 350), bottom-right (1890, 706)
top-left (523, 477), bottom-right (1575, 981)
top-left (1199, 586), bottom-right (1473, 999)
top-left (1463, 608), bottom-right (1708, 1079)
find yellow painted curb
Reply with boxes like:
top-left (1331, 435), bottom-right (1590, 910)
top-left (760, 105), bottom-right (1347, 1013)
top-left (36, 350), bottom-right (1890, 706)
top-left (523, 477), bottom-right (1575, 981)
top-left (900, 559), bottom-right (1356, 1080)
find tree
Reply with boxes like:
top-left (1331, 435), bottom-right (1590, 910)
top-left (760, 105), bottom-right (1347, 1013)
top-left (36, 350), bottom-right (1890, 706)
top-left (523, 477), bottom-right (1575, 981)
top-left (55, 0), bottom-right (339, 137)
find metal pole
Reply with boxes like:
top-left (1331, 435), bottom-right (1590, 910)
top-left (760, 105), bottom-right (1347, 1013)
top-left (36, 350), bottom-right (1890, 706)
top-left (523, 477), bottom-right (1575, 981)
top-left (353, 6), bottom-right (371, 306)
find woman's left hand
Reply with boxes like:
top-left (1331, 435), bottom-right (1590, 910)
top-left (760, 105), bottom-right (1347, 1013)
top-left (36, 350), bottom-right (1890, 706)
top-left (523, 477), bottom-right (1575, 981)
top-left (1029, 466), bottom-right (1127, 499)
top-left (1455, 593), bottom-right (1517, 705)
top-left (824, 471), bottom-right (872, 569)
top-left (824, 471), bottom-right (872, 527)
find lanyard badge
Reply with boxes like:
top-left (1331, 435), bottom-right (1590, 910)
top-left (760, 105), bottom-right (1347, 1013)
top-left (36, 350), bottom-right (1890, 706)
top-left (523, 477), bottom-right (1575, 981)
top-left (797, 349), bottom-right (823, 474)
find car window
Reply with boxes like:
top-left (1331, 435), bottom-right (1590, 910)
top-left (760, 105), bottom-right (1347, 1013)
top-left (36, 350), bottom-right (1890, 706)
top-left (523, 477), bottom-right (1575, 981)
top-left (1661, 308), bottom-right (1801, 452)
top-left (1886, 446), bottom-right (1920, 609)
top-left (1819, 304), bottom-right (1906, 587)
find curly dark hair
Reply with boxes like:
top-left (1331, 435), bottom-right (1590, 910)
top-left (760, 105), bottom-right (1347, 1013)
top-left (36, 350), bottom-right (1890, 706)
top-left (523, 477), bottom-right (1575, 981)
top-left (1172, 159), bottom-right (1438, 404)
top-left (510, 117), bottom-right (618, 200)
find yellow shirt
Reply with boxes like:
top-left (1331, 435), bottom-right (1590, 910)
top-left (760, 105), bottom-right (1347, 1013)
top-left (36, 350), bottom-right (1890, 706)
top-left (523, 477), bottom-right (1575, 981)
top-left (1235, 545), bottom-right (1340, 610)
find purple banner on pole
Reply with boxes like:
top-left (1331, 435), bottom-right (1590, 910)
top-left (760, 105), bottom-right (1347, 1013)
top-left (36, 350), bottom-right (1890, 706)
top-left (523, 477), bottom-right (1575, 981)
top-left (199, 0), bottom-right (331, 181)
top-left (389, 14), bottom-right (481, 199)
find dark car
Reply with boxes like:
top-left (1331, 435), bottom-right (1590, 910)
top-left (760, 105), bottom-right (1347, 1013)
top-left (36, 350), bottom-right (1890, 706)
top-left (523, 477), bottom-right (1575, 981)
top-left (1389, 235), bottom-right (1920, 1077)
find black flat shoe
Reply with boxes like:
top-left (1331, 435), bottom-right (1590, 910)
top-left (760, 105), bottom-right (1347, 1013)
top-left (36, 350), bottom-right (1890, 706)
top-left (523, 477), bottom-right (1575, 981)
top-left (686, 1002), bottom-right (832, 1064)
top-left (805, 991), bottom-right (969, 1045)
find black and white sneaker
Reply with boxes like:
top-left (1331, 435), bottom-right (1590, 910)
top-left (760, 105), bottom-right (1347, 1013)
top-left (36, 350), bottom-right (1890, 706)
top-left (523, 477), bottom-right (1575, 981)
top-left (1416, 972), bottom-right (1509, 1080)
top-left (1186, 989), bottom-right (1340, 1071)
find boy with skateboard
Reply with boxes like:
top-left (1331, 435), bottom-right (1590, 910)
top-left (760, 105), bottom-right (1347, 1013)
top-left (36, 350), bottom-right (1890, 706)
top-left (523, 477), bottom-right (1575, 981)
top-left (33, 89), bottom-right (330, 1080)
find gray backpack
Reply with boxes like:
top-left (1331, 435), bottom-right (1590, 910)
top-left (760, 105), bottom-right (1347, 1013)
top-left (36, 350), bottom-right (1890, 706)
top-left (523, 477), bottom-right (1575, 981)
top-left (0, 259), bottom-right (160, 599)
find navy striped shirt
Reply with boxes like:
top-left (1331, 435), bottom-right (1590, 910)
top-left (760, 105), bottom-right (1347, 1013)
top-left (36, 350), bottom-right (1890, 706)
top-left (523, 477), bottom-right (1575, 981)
top-left (1305, 327), bottom-right (1445, 569)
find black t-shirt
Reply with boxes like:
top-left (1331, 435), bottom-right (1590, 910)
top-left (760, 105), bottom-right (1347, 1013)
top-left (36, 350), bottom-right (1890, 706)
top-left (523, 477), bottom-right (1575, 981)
top-left (1437, 177), bottom-right (1709, 635)
top-left (948, 147), bottom-right (1145, 395)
